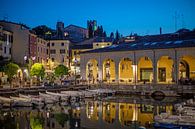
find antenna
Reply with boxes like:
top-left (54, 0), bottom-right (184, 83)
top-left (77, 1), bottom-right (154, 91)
top-left (174, 11), bottom-right (179, 31)
top-left (181, 14), bottom-right (185, 29)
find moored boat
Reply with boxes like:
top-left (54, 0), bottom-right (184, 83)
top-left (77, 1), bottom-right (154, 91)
top-left (10, 96), bottom-right (32, 107)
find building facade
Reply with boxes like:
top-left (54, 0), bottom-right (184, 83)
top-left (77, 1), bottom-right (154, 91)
top-left (0, 25), bottom-right (13, 59)
top-left (80, 39), bottom-right (195, 84)
top-left (48, 39), bottom-right (70, 68)
top-left (36, 37), bottom-right (48, 63)
top-left (0, 20), bottom-right (30, 65)
top-left (29, 32), bottom-right (37, 62)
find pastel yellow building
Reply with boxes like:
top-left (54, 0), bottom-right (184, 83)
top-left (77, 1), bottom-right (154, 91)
top-left (48, 39), bottom-right (70, 68)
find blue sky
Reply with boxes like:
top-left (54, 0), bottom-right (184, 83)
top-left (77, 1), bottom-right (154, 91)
top-left (0, 0), bottom-right (195, 36)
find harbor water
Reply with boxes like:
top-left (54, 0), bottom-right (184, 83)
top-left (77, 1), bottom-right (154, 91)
top-left (0, 95), bottom-right (190, 129)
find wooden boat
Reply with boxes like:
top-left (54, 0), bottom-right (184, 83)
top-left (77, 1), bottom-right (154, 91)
top-left (46, 91), bottom-right (68, 101)
top-left (39, 92), bottom-right (57, 104)
top-left (0, 96), bottom-right (13, 107)
top-left (154, 113), bottom-right (195, 128)
top-left (19, 94), bottom-right (44, 106)
top-left (10, 96), bottom-right (32, 107)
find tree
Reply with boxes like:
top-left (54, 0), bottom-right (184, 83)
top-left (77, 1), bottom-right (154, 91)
top-left (4, 63), bottom-right (20, 87)
top-left (115, 30), bottom-right (120, 41)
top-left (54, 65), bottom-right (69, 85)
top-left (32, 25), bottom-right (54, 38)
top-left (30, 63), bottom-right (45, 80)
top-left (103, 31), bottom-right (107, 37)
top-left (110, 32), bottom-right (114, 38)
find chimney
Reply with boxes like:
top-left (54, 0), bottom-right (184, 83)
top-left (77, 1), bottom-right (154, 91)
top-left (160, 27), bottom-right (162, 35)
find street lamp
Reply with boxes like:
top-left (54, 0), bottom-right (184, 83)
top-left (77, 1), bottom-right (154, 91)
top-left (74, 59), bottom-right (78, 86)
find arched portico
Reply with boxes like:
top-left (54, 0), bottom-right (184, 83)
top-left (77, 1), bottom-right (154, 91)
top-left (103, 59), bottom-right (116, 83)
top-left (137, 57), bottom-right (153, 83)
top-left (86, 59), bottom-right (98, 83)
top-left (157, 56), bottom-right (174, 83)
top-left (179, 55), bottom-right (195, 79)
top-left (119, 58), bottom-right (133, 83)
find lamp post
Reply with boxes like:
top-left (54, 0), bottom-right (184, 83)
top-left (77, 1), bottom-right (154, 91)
top-left (24, 56), bottom-right (36, 87)
top-left (74, 59), bottom-right (78, 86)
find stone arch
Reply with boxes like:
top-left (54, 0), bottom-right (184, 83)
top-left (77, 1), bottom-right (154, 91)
top-left (103, 58), bottom-right (116, 82)
top-left (179, 55), bottom-right (195, 79)
top-left (119, 58), bottom-right (133, 83)
top-left (86, 59), bottom-right (98, 83)
top-left (137, 56), bottom-right (153, 83)
top-left (157, 56), bottom-right (174, 83)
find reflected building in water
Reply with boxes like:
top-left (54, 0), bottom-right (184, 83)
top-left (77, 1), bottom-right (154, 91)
top-left (0, 97), bottom-right (176, 129)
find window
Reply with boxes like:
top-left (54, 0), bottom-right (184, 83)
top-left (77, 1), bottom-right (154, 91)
top-left (9, 48), bottom-right (11, 54)
top-left (74, 51), bottom-right (77, 55)
top-left (52, 43), bottom-right (54, 46)
top-left (51, 58), bottom-right (55, 62)
top-left (96, 44), bottom-right (99, 46)
top-left (46, 49), bottom-right (48, 54)
top-left (47, 43), bottom-right (50, 46)
top-left (4, 47), bottom-right (6, 54)
top-left (50, 49), bottom-right (56, 54)
top-left (37, 47), bottom-right (39, 52)
top-left (60, 49), bottom-right (65, 54)
top-left (61, 42), bottom-right (64, 46)
top-left (107, 43), bottom-right (110, 45)
top-left (11, 35), bottom-right (13, 43)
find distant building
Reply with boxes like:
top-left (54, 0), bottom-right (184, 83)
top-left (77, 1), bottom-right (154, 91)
top-left (56, 21), bottom-right (65, 39)
top-left (71, 37), bottom-right (113, 74)
top-left (64, 25), bottom-right (88, 42)
top-left (87, 20), bottom-right (97, 32)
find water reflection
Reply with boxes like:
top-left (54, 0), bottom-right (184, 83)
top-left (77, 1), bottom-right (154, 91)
top-left (0, 96), bottom-right (183, 129)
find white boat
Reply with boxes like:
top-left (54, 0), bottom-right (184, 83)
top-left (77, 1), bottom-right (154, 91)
top-left (10, 96), bottom-right (32, 107)
top-left (19, 94), bottom-right (44, 106)
top-left (81, 90), bottom-right (96, 98)
top-left (61, 91), bottom-right (81, 97)
top-left (46, 91), bottom-right (68, 101)
top-left (0, 96), bottom-right (13, 107)
top-left (39, 92), bottom-right (57, 104)
top-left (154, 113), bottom-right (195, 127)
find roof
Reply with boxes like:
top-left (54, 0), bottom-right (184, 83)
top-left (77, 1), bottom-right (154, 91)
top-left (93, 37), bottom-right (114, 42)
top-left (71, 44), bottom-right (93, 49)
top-left (75, 37), bottom-right (114, 45)
top-left (81, 39), bottom-right (195, 54)
top-left (0, 20), bottom-right (30, 29)
top-left (64, 24), bottom-right (87, 30)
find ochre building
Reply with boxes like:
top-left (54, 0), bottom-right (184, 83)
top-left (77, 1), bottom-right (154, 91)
top-left (80, 39), bottom-right (195, 84)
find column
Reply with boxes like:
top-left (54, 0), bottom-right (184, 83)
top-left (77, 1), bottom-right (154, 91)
top-left (174, 58), bottom-right (179, 84)
top-left (153, 61), bottom-right (157, 84)
top-left (174, 50), bottom-right (179, 84)
top-left (98, 62), bottom-right (103, 82)
top-left (132, 60), bottom-right (138, 84)
top-left (153, 51), bottom-right (157, 84)
top-left (115, 61), bottom-right (119, 83)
